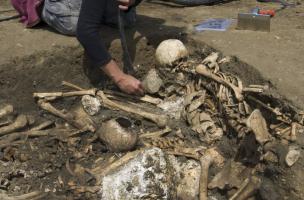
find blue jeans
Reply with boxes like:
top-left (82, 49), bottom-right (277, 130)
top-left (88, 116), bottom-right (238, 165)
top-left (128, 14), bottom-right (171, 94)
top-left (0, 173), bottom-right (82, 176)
top-left (42, 0), bottom-right (137, 35)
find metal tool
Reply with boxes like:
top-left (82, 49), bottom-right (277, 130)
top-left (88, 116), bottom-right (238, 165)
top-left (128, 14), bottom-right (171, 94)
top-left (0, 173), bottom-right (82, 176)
top-left (118, 8), bottom-right (135, 75)
top-left (237, 7), bottom-right (271, 32)
top-left (237, 13), bottom-right (271, 32)
top-left (237, 0), bottom-right (296, 32)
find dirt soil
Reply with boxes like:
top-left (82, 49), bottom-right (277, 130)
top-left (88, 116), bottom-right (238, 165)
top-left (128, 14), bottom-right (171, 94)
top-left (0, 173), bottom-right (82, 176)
top-left (0, 0), bottom-right (304, 199)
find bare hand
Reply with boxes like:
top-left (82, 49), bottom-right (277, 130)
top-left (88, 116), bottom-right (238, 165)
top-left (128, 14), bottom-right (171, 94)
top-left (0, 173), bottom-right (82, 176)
top-left (115, 74), bottom-right (144, 95)
top-left (117, 0), bottom-right (135, 10)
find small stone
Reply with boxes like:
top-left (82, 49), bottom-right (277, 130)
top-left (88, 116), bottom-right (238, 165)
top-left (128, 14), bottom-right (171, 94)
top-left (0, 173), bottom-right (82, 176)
top-left (142, 69), bottom-right (163, 94)
top-left (285, 147), bottom-right (301, 167)
top-left (81, 95), bottom-right (101, 116)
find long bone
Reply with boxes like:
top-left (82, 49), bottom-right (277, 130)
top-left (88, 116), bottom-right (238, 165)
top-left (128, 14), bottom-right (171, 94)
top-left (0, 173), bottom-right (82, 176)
top-left (0, 114), bottom-right (28, 136)
top-left (37, 100), bottom-right (96, 132)
top-left (33, 89), bottom-right (97, 99)
top-left (195, 64), bottom-right (243, 101)
top-left (0, 121), bottom-right (54, 149)
top-left (96, 91), bottom-right (168, 128)
top-left (229, 176), bottom-right (261, 200)
top-left (62, 80), bottom-right (163, 105)
top-left (199, 148), bottom-right (224, 200)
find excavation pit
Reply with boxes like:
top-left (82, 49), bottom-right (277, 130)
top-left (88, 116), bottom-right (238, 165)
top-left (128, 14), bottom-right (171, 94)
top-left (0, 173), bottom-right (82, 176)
top-left (0, 35), bottom-right (303, 200)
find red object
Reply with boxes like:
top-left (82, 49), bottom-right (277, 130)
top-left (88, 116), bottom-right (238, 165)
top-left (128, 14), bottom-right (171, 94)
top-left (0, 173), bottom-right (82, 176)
top-left (258, 9), bottom-right (276, 17)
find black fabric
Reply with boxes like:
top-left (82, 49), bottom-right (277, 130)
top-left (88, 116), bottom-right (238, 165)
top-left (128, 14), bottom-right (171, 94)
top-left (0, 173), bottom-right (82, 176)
top-left (76, 0), bottom-right (141, 67)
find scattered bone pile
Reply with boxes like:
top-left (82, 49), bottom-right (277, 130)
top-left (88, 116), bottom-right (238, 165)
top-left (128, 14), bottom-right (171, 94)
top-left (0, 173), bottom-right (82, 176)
top-left (0, 40), bottom-right (303, 200)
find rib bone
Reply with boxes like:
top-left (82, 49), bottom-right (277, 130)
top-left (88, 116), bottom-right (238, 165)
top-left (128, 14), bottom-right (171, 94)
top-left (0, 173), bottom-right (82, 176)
top-left (195, 64), bottom-right (243, 101)
top-left (97, 91), bottom-right (168, 127)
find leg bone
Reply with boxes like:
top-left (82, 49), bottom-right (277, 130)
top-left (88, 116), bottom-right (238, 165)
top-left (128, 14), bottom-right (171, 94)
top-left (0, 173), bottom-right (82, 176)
top-left (199, 148), bottom-right (224, 200)
top-left (38, 100), bottom-right (96, 132)
top-left (97, 91), bottom-right (168, 128)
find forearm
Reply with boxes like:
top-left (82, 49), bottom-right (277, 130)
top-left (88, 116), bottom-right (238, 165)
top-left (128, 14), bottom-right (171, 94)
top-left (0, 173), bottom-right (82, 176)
top-left (102, 60), bottom-right (125, 83)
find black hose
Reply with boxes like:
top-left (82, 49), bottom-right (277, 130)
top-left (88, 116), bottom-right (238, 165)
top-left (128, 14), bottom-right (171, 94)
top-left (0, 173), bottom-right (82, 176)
top-left (118, 8), bottom-right (135, 75)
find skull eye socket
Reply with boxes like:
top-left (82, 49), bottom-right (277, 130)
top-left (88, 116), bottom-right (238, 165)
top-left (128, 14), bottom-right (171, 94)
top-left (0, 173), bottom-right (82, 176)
top-left (115, 117), bottom-right (132, 128)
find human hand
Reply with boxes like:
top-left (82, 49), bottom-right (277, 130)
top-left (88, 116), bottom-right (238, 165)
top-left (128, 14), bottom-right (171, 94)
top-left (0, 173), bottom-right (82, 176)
top-left (115, 74), bottom-right (144, 95)
top-left (102, 60), bottom-right (144, 95)
top-left (117, 0), bottom-right (135, 10)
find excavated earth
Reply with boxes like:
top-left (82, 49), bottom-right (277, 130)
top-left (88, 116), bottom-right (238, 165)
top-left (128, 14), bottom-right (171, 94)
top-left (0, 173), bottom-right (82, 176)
top-left (0, 34), bottom-right (303, 200)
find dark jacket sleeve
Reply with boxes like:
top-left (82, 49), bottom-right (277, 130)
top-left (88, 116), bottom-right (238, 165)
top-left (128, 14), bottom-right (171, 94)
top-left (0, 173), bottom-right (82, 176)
top-left (133, 0), bottom-right (143, 7)
top-left (76, 0), bottom-right (112, 67)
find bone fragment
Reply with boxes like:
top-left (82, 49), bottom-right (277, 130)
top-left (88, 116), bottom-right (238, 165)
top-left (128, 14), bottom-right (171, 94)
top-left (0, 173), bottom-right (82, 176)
top-left (0, 128), bottom-right (79, 149)
top-left (248, 84), bottom-right (269, 90)
top-left (33, 89), bottom-right (97, 99)
top-left (195, 64), bottom-right (243, 101)
top-left (246, 109), bottom-right (271, 145)
top-left (69, 185), bottom-right (100, 194)
top-left (82, 95), bottom-right (101, 116)
top-left (0, 191), bottom-right (47, 200)
top-left (290, 122), bottom-right (298, 142)
top-left (140, 95), bottom-right (163, 105)
top-left (202, 52), bottom-right (220, 73)
top-left (37, 100), bottom-right (96, 132)
top-left (97, 91), bottom-right (168, 127)
top-left (0, 121), bottom-right (53, 149)
top-left (0, 119), bottom-right (13, 127)
top-left (62, 80), bottom-right (85, 91)
top-left (91, 150), bottom-right (141, 185)
top-left (229, 176), bottom-right (261, 200)
top-left (0, 114), bottom-right (28, 136)
top-left (242, 87), bottom-right (264, 93)
top-left (199, 148), bottom-right (224, 200)
top-left (285, 146), bottom-right (300, 167)
top-left (0, 104), bottom-right (13, 119)
top-left (30, 120), bottom-right (54, 131)
top-left (209, 160), bottom-right (253, 190)
top-left (139, 126), bottom-right (172, 139)
top-left (166, 146), bottom-right (206, 161)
